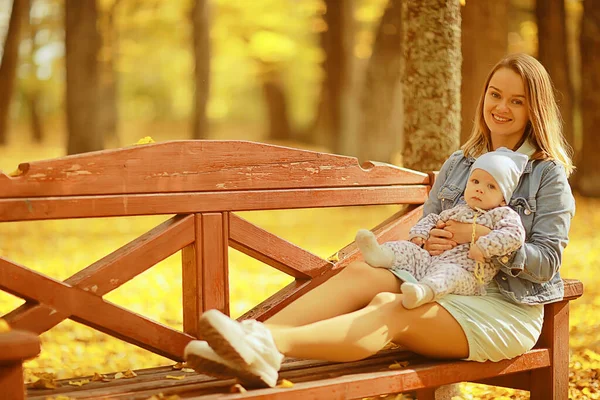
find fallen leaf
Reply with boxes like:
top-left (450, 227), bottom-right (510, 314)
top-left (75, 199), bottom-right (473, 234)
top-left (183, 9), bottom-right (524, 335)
top-left (91, 372), bottom-right (111, 382)
top-left (388, 361), bottom-right (409, 370)
top-left (135, 136), bottom-right (155, 145)
top-left (68, 379), bottom-right (90, 387)
top-left (165, 375), bottom-right (185, 380)
top-left (0, 319), bottom-right (10, 333)
top-left (172, 362), bottom-right (184, 370)
top-left (230, 383), bottom-right (247, 393)
top-left (278, 379), bottom-right (294, 388)
top-left (181, 368), bottom-right (195, 373)
top-left (327, 252), bottom-right (339, 262)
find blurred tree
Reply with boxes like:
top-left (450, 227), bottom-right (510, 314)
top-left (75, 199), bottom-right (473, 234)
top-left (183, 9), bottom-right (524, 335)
top-left (402, 0), bottom-right (461, 171)
top-left (461, 0), bottom-right (508, 144)
top-left (192, 0), bottom-right (210, 139)
top-left (22, 0), bottom-right (44, 143)
top-left (0, 0), bottom-right (28, 145)
top-left (262, 63), bottom-right (292, 141)
top-left (65, 0), bottom-right (102, 154)
top-left (578, 0), bottom-right (600, 197)
top-left (98, 0), bottom-right (121, 146)
top-left (312, 0), bottom-right (355, 154)
top-left (536, 0), bottom-right (575, 158)
top-left (357, 0), bottom-right (403, 164)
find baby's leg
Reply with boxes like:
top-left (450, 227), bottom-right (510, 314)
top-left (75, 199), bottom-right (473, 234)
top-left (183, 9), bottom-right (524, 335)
top-left (355, 229), bottom-right (395, 268)
top-left (420, 263), bottom-right (481, 300)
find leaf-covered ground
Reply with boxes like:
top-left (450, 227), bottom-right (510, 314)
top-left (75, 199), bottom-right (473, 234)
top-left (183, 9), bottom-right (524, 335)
top-left (1, 141), bottom-right (598, 399)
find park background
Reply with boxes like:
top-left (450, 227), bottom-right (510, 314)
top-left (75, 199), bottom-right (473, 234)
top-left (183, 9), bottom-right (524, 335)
top-left (0, 0), bottom-right (598, 398)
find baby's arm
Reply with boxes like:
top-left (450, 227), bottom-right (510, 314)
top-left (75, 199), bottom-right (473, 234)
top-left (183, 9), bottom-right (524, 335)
top-left (475, 208), bottom-right (526, 259)
top-left (409, 212), bottom-right (444, 242)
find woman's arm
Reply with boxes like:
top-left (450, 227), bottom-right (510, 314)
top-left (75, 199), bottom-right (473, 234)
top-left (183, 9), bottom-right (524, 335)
top-left (421, 153), bottom-right (462, 255)
top-left (495, 163), bottom-right (575, 283)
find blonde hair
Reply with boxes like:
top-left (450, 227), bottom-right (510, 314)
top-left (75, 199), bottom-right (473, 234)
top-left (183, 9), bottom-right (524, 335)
top-left (462, 53), bottom-right (574, 176)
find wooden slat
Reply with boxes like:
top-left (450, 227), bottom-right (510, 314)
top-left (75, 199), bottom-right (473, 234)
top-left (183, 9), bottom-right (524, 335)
top-left (183, 349), bottom-right (551, 400)
top-left (229, 214), bottom-right (329, 279)
top-left (0, 185), bottom-right (429, 222)
top-left (0, 140), bottom-right (429, 198)
top-left (0, 258), bottom-right (193, 360)
top-left (4, 214), bottom-right (194, 334)
top-left (475, 371), bottom-right (531, 391)
top-left (563, 278), bottom-right (584, 300)
top-left (530, 300), bottom-right (570, 399)
top-left (201, 213), bottom-right (229, 315)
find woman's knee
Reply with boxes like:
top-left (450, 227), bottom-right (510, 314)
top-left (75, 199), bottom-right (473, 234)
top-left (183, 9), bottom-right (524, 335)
top-left (342, 261), bottom-right (401, 292)
top-left (368, 291), bottom-right (402, 307)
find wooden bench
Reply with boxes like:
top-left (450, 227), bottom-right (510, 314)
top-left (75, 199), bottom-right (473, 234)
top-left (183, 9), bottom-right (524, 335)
top-left (0, 140), bottom-right (583, 400)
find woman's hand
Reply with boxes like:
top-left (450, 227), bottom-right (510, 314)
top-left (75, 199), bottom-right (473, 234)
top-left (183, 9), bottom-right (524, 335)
top-left (443, 220), bottom-right (492, 245)
top-left (424, 221), bottom-right (457, 256)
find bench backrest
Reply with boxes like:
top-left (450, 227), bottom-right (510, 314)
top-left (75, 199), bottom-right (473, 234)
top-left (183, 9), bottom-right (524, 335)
top-left (0, 140), bottom-right (431, 361)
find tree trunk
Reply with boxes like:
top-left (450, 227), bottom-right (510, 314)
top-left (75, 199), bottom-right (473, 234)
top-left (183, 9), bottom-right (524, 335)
top-left (357, 0), bottom-right (403, 164)
top-left (311, 0), bottom-right (355, 154)
top-left (25, 0), bottom-right (43, 143)
top-left (536, 0), bottom-right (575, 157)
top-left (65, 0), bottom-right (102, 155)
top-left (578, 0), bottom-right (600, 197)
top-left (98, 0), bottom-right (120, 147)
top-left (403, 0), bottom-right (461, 172)
top-left (191, 0), bottom-right (210, 139)
top-left (0, 0), bottom-right (28, 145)
top-left (461, 0), bottom-right (508, 144)
top-left (262, 66), bottom-right (292, 141)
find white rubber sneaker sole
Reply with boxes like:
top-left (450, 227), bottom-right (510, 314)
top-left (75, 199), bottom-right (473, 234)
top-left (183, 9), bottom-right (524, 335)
top-left (184, 341), bottom-right (266, 387)
top-left (198, 310), bottom-right (279, 388)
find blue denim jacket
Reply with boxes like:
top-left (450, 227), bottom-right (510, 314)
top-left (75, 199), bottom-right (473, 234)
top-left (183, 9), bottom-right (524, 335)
top-left (423, 150), bottom-right (575, 305)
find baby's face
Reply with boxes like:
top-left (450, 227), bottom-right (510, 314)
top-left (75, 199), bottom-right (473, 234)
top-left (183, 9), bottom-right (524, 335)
top-left (464, 169), bottom-right (506, 210)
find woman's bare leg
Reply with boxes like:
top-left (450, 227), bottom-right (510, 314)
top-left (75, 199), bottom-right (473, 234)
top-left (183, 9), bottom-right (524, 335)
top-left (266, 261), bottom-right (402, 327)
top-left (270, 292), bottom-right (468, 362)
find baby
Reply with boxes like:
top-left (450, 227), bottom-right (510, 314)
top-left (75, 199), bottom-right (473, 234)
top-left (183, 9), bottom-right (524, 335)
top-left (356, 147), bottom-right (528, 309)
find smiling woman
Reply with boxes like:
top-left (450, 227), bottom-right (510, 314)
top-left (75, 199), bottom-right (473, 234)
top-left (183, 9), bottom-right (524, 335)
top-left (484, 68), bottom-right (530, 148)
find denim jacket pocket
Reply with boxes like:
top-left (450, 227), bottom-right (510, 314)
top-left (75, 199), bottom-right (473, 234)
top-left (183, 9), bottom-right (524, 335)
top-left (437, 185), bottom-right (462, 211)
top-left (510, 197), bottom-right (536, 238)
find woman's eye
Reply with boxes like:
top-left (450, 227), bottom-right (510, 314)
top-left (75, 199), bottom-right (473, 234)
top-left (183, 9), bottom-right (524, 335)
top-left (512, 99), bottom-right (523, 105)
top-left (490, 92), bottom-right (500, 99)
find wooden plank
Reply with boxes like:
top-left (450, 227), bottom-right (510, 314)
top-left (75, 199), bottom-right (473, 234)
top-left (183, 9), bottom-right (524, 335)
top-left (475, 371), bottom-right (531, 391)
top-left (0, 140), bottom-right (429, 198)
top-left (183, 349), bottom-right (551, 399)
top-left (182, 215), bottom-right (202, 337)
top-left (4, 215), bottom-right (194, 334)
top-left (201, 213), bottom-right (230, 315)
top-left (229, 213), bottom-right (329, 279)
top-left (0, 185), bottom-right (429, 222)
top-left (563, 278), bottom-right (584, 300)
top-left (530, 300), bottom-right (570, 400)
top-left (0, 258), bottom-right (194, 360)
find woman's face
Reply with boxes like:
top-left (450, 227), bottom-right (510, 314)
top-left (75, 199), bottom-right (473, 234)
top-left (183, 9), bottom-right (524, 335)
top-left (483, 68), bottom-right (530, 149)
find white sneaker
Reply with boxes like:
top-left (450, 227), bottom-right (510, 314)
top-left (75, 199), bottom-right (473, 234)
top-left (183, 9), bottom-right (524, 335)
top-left (184, 340), bottom-right (268, 387)
top-left (196, 309), bottom-right (284, 388)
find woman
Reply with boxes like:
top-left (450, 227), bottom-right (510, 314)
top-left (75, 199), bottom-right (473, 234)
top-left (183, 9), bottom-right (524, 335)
top-left (184, 53), bottom-right (576, 388)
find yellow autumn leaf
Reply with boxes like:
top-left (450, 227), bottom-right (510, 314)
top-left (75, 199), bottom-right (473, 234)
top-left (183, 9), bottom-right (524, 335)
top-left (327, 252), bottom-right (339, 262)
top-left (0, 319), bottom-right (10, 333)
top-left (68, 379), bottom-right (89, 387)
top-left (115, 369), bottom-right (137, 379)
top-left (389, 361), bottom-right (409, 370)
top-left (277, 379), bottom-right (294, 388)
top-left (135, 136), bottom-right (155, 145)
top-left (181, 368), bottom-right (195, 373)
top-left (91, 372), bottom-right (111, 382)
top-left (230, 383), bottom-right (247, 393)
top-left (165, 375), bottom-right (185, 380)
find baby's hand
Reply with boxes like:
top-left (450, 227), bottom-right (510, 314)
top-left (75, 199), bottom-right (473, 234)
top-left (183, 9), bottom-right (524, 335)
top-left (410, 237), bottom-right (425, 247)
top-left (468, 244), bottom-right (485, 262)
